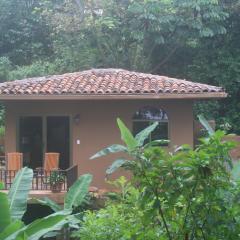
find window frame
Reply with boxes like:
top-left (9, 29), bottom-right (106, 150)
top-left (132, 107), bottom-right (169, 146)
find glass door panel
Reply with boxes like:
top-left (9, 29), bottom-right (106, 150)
top-left (19, 116), bottom-right (43, 169)
top-left (46, 116), bottom-right (70, 170)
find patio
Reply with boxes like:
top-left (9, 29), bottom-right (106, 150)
top-left (0, 165), bottom-right (78, 204)
top-left (0, 165), bottom-right (78, 191)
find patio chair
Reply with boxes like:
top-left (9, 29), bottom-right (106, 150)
top-left (5, 152), bottom-right (23, 188)
top-left (44, 152), bottom-right (60, 172)
top-left (7, 152), bottom-right (23, 172)
top-left (35, 152), bottom-right (60, 190)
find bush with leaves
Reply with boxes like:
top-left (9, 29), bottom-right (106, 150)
top-left (0, 167), bottom-right (92, 240)
top-left (73, 177), bottom-right (162, 240)
top-left (89, 116), bottom-right (240, 239)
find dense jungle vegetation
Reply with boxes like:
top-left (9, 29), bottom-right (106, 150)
top-left (1, 117), bottom-right (240, 239)
top-left (0, 0), bottom-right (239, 132)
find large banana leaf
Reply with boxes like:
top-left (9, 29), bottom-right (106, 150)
top-left (0, 221), bottom-right (24, 240)
top-left (64, 174), bottom-right (92, 211)
top-left (117, 118), bottom-right (137, 151)
top-left (0, 192), bottom-right (11, 231)
top-left (15, 232), bottom-right (28, 240)
top-left (90, 144), bottom-right (127, 159)
top-left (106, 159), bottom-right (128, 175)
top-left (135, 121), bottom-right (158, 146)
top-left (32, 197), bottom-right (61, 212)
top-left (5, 213), bottom-right (68, 240)
top-left (21, 214), bottom-right (67, 240)
top-left (8, 167), bottom-right (33, 221)
top-left (43, 214), bottom-right (81, 238)
top-left (198, 114), bottom-right (214, 136)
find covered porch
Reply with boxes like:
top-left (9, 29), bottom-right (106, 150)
top-left (0, 165), bottom-right (78, 191)
top-left (0, 112), bottom-right (79, 191)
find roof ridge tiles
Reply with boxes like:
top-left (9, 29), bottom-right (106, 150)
top-left (0, 68), bottom-right (225, 98)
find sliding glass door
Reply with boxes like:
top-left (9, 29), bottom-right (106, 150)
top-left (47, 116), bottom-right (70, 169)
top-left (18, 116), bottom-right (70, 169)
top-left (19, 116), bottom-right (43, 169)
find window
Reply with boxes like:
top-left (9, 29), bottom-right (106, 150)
top-left (133, 107), bottom-right (169, 145)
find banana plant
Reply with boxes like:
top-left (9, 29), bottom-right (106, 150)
top-left (34, 173), bottom-right (93, 213)
top-left (64, 174), bottom-right (92, 211)
top-left (8, 167), bottom-right (33, 221)
top-left (90, 118), bottom-right (168, 175)
top-left (198, 114), bottom-right (215, 136)
top-left (0, 168), bottom-right (92, 240)
top-left (0, 167), bottom-right (33, 236)
top-left (198, 114), bottom-right (237, 169)
top-left (28, 174), bottom-right (93, 239)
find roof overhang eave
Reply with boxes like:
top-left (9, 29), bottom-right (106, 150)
top-left (0, 92), bottom-right (228, 101)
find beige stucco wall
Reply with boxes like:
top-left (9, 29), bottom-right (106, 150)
top-left (4, 99), bottom-right (193, 188)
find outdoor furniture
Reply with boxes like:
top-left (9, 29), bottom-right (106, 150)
top-left (34, 152), bottom-right (60, 190)
top-left (44, 152), bottom-right (60, 172)
top-left (7, 152), bottom-right (23, 171)
top-left (35, 152), bottom-right (60, 173)
top-left (3, 152), bottom-right (23, 188)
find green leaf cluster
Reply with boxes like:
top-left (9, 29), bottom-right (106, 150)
top-left (90, 117), bottom-right (240, 239)
top-left (73, 177), bottom-right (162, 240)
top-left (0, 168), bottom-right (92, 240)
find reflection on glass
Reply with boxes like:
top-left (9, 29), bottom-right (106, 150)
top-left (133, 107), bottom-right (169, 145)
top-left (133, 107), bottom-right (168, 121)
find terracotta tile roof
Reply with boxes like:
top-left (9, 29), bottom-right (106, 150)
top-left (0, 69), bottom-right (226, 99)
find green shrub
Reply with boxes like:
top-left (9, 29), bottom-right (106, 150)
top-left (0, 169), bottom-right (92, 239)
top-left (90, 117), bottom-right (240, 240)
top-left (74, 204), bottom-right (161, 240)
top-left (73, 178), bottom-right (161, 240)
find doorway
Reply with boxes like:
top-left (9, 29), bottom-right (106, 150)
top-left (47, 116), bottom-right (70, 169)
top-left (18, 116), bottom-right (70, 169)
top-left (19, 116), bottom-right (43, 169)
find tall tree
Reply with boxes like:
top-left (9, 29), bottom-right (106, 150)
top-left (0, 0), bottom-right (239, 132)
top-left (0, 0), bottom-right (53, 65)
top-left (42, 0), bottom-right (229, 71)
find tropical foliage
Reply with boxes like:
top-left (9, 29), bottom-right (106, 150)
top-left (88, 117), bottom-right (240, 239)
top-left (0, 0), bottom-right (239, 132)
top-left (73, 177), bottom-right (162, 240)
top-left (0, 167), bottom-right (92, 240)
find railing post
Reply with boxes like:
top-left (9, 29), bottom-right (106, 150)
top-left (66, 165), bottom-right (78, 190)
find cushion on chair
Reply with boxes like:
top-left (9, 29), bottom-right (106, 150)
top-left (7, 152), bottom-right (23, 171)
top-left (44, 153), bottom-right (60, 172)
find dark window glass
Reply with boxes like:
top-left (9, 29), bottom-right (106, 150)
top-left (133, 121), bottom-right (149, 136)
top-left (19, 116), bottom-right (43, 168)
top-left (150, 122), bottom-right (168, 141)
top-left (47, 116), bottom-right (70, 170)
top-left (132, 107), bottom-right (169, 146)
top-left (133, 107), bottom-right (168, 121)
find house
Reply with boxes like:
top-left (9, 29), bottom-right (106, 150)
top-left (0, 68), bottom-right (226, 189)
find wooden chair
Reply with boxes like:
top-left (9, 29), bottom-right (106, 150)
top-left (44, 152), bottom-right (60, 172)
top-left (7, 152), bottom-right (23, 171)
top-left (34, 152), bottom-right (60, 190)
top-left (5, 152), bottom-right (23, 188)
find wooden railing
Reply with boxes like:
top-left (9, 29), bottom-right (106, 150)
top-left (0, 165), bottom-right (78, 191)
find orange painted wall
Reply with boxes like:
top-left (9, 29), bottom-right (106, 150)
top-left (4, 99), bottom-right (194, 188)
